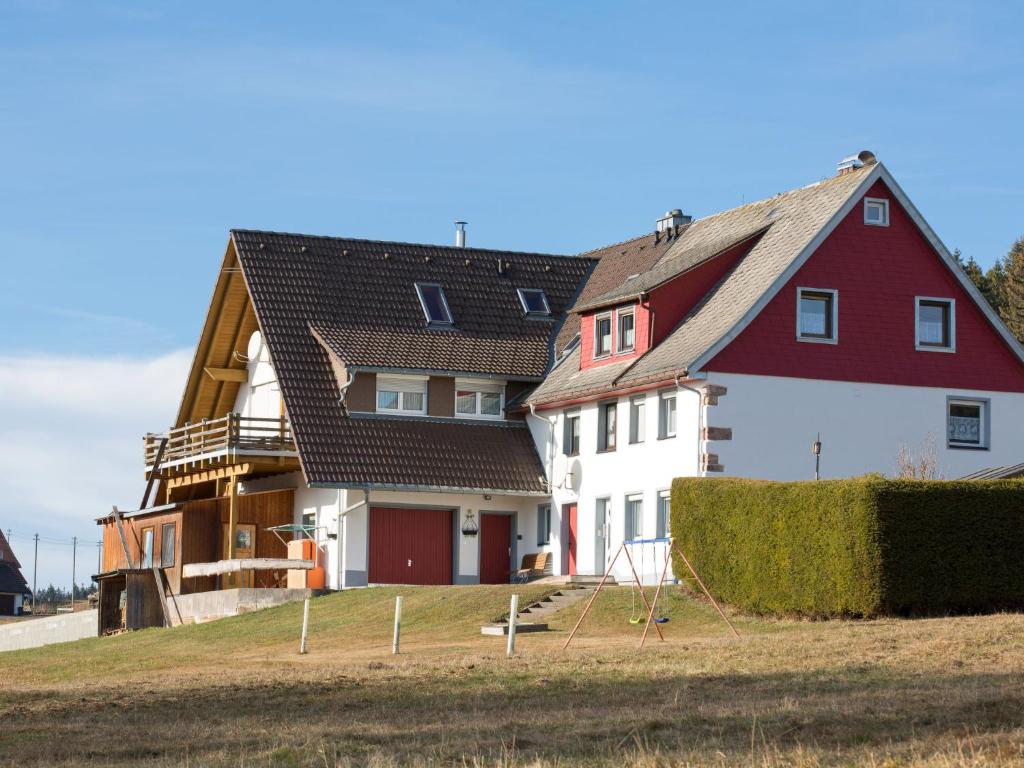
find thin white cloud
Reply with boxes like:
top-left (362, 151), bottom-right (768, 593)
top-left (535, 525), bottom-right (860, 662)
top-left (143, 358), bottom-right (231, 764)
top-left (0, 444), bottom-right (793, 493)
top-left (0, 349), bottom-right (191, 586)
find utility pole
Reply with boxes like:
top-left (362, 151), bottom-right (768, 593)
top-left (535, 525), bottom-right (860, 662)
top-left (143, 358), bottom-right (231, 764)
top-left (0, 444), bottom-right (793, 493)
top-left (71, 536), bottom-right (77, 612)
top-left (32, 534), bottom-right (39, 615)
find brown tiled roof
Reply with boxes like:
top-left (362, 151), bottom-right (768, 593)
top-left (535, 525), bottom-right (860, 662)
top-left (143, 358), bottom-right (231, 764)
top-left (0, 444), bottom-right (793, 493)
top-left (232, 230), bottom-right (587, 492)
top-left (554, 231), bottom-right (678, 353)
top-left (0, 530), bottom-right (21, 570)
top-left (529, 165), bottom-right (879, 406)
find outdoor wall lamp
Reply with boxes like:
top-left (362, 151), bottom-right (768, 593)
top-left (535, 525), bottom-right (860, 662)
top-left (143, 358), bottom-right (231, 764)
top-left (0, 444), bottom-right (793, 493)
top-left (461, 510), bottom-right (479, 537)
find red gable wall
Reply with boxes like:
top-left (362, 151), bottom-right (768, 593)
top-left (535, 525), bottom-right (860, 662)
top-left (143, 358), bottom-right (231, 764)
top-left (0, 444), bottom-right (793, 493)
top-left (705, 180), bottom-right (1024, 392)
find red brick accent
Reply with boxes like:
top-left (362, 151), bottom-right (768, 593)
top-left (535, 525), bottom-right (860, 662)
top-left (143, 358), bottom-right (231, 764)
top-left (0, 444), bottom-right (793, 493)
top-left (705, 180), bottom-right (1024, 393)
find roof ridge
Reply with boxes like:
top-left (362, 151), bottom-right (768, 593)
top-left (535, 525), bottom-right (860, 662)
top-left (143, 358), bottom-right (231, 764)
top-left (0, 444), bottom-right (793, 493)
top-left (574, 230), bottom-right (659, 257)
top-left (230, 228), bottom-right (580, 261)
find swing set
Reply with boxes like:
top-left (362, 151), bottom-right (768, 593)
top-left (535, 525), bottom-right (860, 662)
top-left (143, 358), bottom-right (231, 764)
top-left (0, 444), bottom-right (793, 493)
top-left (563, 536), bottom-right (740, 649)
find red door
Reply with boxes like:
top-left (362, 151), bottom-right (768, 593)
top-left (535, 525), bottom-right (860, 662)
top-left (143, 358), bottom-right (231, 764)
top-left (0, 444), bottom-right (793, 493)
top-left (566, 503), bottom-right (578, 576)
top-left (479, 514), bottom-right (512, 584)
top-left (369, 507), bottom-right (452, 585)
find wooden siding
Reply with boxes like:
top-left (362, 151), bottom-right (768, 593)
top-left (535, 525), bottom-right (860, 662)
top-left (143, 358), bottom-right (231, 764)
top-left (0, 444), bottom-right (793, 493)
top-left (428, 376), bottom-right (455, 417)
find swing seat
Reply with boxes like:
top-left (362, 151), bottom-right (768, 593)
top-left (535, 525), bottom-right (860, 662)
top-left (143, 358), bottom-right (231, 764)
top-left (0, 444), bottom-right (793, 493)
top-left (654, 617), bottom-right (670, 624)
top-left (628, 617), bottom-right (643, 625)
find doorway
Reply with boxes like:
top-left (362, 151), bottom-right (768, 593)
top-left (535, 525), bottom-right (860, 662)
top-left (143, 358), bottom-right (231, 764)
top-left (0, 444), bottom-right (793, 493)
top-left (564, 503), bottom-right (578, 576)
top-left (222, 523), bottom-right (256, 588)
top-left (479, 513), bottom-right (514, 584)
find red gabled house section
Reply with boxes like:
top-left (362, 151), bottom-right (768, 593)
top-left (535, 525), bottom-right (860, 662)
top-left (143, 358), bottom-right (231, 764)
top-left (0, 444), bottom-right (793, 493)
top-left (705, 179), bottom-right (1024, 393)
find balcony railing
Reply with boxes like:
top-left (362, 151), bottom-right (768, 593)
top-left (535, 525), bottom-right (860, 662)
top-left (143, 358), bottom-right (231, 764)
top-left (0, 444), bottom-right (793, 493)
top-left (144, 414), bottom-right (297, 472)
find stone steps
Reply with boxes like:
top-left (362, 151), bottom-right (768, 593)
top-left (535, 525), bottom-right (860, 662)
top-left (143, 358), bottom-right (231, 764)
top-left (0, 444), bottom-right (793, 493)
top-left (481, 585), bottom-right (599, 635)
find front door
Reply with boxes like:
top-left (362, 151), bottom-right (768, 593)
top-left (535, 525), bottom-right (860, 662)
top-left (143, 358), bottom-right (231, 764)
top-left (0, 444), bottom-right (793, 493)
top-left (594, 498), bottom-right (608, 576)
top-left (566, 503), bottom-right (578, 576)
top-left (222, 523), bottom-right (256, 588)
top-left (479, 514), bottom-right (513, 584)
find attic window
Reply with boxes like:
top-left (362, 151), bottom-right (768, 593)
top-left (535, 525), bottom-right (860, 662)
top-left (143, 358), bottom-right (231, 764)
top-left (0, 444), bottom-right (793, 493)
top-left (415, 283), bottom-right (453, 325)
top-left (517, 288), bottom-right (550, 316)
top-left (864, 198), bottom-right (889, 227)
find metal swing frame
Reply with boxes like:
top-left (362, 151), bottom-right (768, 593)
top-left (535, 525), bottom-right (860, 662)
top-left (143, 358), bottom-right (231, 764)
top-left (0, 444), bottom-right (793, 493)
top-left (563, 536), bottom-right (740, 649)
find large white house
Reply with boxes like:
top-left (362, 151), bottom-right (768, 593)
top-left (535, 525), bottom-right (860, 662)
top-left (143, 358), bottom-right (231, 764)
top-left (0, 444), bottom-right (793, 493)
top-left (98, 151), bottom-right (1024, 597)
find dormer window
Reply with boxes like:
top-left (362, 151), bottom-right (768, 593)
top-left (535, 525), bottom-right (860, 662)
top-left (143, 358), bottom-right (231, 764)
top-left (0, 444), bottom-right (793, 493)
top-left (864, 198), bottom-right (889, 227)
top-left (617, 308), bottom-right (635, 352)
top-left (594, 313), bottom-right (612, 358)
top-left (415, 282), bottom-right (453, 326)
top-left (517, 288), bottom-right (550, 317)
top-left (376, 375), bottom-right (427, 415)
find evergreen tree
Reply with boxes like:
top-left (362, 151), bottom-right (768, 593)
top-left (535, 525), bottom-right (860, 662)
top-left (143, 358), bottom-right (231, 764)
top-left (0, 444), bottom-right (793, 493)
top-left (1000, 236), bottom-right (1024, 341)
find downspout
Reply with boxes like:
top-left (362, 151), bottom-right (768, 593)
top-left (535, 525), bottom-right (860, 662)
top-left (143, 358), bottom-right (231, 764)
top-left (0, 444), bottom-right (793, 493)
top-left (527, 403), bottom-right (558, 493)
top-left (676, 375), bottom-right (704, 477)
top-left (334, 489), bottom-right (368, 590)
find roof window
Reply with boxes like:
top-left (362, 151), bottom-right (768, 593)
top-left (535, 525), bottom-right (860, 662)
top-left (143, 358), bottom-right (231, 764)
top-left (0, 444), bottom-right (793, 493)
top-left (517, 288), bottom-right (550, 317)
top-left (415, 283), bottom-right (453, 326)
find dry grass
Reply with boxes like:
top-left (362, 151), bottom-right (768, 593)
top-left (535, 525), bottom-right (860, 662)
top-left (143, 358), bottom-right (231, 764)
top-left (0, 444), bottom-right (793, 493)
top-left (1, 585), bottom-right (1023, 767)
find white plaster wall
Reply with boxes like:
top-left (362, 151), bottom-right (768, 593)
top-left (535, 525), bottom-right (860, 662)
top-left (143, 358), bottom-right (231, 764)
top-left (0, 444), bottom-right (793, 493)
top-left (703, 372), bottom-right (1024, 480)
top-left (231, 335), bottom-right (280, 419)
top-left (532, 386), bottom-right (702, 584)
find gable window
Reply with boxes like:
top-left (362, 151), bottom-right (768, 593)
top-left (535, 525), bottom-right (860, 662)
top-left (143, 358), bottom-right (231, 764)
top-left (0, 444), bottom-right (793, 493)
top-left (563, 410), bottom-right (581, 456)
top-left (594, 313), bottom-right (612, 358)
top-left (537, 504), bottom-right (551, 546)
top-left (597, 400), bottom-right (617, 452)
top-left (414, 282), bottom-right (453, 326)
top-left (617, 308), bottom-right (636, 353)
top-left (916, 298), bottom-right (955, 351)
top-left (864, 198), bottom-right (889, 227)
top-left (625, 494), bottom-right (644, 541)
top-left (629, 395), bottom-right (645, 444)
top-left (656, 490), bottom-right (671, 539)
top-left (161, 523), bottom-right (176, 568)
top-left (455, 378), bottom-right (505, 419)
top-left (376, 375), bottom-right (427, 414)
top-left (658, 390), bottom-right (677, 439)
top-left (948, 398), bottom-right (988, 449)
top-left (517, 288), bottom-right (550, 317)
top-left (797, 288), bottom-right (838, 343)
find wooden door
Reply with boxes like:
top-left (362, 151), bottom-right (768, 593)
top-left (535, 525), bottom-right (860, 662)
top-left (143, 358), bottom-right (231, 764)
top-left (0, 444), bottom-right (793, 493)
top-left (566, 503), bottom-right (578, 576)
top-left (222, 523), bottom-right (256, 588)
top-left (369, 507), bottom-right (453, 585)
top-left (479, 514), bottom-right (512, 584)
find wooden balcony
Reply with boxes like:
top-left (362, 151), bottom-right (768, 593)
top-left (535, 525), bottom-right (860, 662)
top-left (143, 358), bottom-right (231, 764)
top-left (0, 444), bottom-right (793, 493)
top-left (144, 414), bottom-right (299, 488)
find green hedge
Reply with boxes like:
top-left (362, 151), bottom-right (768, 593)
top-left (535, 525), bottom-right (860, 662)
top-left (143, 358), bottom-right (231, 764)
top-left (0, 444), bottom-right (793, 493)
top-left (670, 476), bottom-right (1024, 617)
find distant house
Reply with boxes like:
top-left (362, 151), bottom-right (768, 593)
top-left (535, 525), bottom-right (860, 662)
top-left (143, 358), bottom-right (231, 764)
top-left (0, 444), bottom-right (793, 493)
top-left (96, 149), bottom-right (1024, 599)
top-left (0, 531), bottom-right (31, 615)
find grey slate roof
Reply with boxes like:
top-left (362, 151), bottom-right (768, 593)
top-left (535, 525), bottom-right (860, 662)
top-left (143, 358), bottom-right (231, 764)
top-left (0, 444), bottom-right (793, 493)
top-left (528, 164), bottom-right (878, 405)
top-left (233, 230), bottom-right (591, 492)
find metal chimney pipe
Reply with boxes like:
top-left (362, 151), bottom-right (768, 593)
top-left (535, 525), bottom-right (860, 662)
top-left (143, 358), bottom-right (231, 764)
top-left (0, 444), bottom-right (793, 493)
top-left (454, 221), bottom-right (467, 248)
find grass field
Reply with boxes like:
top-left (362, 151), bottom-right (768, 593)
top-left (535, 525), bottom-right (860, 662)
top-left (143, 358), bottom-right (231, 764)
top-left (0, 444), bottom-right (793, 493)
top-left (1, 584), bottom-right (1023, 767)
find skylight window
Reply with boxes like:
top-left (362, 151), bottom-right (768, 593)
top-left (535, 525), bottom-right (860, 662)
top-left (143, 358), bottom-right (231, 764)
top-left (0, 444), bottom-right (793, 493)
top-left (517, 288), bottom-right (550, 317)
top-left (415, 283), bottom-right (453, 326)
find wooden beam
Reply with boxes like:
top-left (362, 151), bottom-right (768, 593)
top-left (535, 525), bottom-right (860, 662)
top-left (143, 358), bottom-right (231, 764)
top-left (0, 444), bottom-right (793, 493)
top-left (183, 558), bottom-right (313, 578)
top-left (204, 367), bottom-right (248, 383)
top-left (165, 463), bottom-right (256, 490)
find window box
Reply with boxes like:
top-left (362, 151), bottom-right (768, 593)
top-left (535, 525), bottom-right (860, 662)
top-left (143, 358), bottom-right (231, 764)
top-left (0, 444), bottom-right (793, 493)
top-left (916, 297), bottom-right (955, 352)
top-left (947, 397), bottom-right (989, 450)
top-left (797, 287), bottom-right (838, 344)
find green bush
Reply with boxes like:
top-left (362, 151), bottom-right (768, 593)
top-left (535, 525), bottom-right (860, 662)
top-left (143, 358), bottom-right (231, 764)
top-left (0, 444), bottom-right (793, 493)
top-left (670, 476), bottom-right (1024, 617)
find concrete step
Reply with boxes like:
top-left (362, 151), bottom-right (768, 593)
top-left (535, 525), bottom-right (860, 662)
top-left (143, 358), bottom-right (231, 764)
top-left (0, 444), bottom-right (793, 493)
top-left (480, 622), bottom-right (549, 636)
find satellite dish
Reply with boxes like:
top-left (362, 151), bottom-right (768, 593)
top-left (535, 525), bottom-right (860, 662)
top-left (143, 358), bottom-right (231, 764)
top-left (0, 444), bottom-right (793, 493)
top-left (246, 330), bottom-right (263, 362)
top-left (552, 453), bottom-right (568, 487)
top-left (567, 458), bottom-right (583, 494)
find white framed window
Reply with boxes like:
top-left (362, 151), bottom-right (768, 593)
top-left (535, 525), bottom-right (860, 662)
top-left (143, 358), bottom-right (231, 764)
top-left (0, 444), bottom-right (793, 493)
top-left (454, 378), bottom-right (505, 419)
top-left (617, 308), bottom-right (636, 352)
top-left (656, 490), bottom-right (671, 539)
top-left (916, 297), bottom-right (955, 352)
top-left (797, 287), bottom-right (838, 343)
top-left (563, 410), bottom-right (581, 456)
top-left (594, 313), bottom-right (612, 358)
top-left (629, 395), bottom-right (645, 444)
top-left (947, 397), bottom-right (989, 450)
top-left (376, 375), bottom-right (427, 415)
top-left (624, 494), bottom-right (644, 541)
top-left (864, 197), bottom-right (889, 227)
top-left (597, 400), bottom-right (617, 452)
top-left (517, 288), bottom-right (550, 317)
top-left (414, 282), bottom-right (454, 325)
top-left (658, 390), bottom-right (677, 439)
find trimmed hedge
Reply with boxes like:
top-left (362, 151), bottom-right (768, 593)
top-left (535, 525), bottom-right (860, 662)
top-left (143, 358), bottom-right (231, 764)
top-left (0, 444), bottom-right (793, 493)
top-left (670, 476), bottom-right (1024, 617)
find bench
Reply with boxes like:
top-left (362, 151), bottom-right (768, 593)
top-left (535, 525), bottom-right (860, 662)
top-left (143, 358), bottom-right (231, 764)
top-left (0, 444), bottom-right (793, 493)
top-left (513, 552), bottom-right (550, 583)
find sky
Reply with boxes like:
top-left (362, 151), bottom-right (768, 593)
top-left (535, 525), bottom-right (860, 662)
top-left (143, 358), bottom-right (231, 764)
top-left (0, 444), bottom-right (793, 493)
top-left (1, 1), bottom-right (1022, 587)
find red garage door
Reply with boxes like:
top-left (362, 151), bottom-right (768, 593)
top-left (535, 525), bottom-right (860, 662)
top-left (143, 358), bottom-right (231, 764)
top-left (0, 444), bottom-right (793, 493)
top-left (369, 507), bottom-right (453, 585)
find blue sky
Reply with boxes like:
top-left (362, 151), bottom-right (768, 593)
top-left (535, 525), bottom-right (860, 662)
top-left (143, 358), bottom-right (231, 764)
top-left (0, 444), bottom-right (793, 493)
top-left (1, 1), bottom-right (1023, 584)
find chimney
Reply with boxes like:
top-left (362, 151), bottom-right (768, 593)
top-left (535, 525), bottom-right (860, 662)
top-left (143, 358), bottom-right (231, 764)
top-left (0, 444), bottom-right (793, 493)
top-left (836, 149), bottom-right (877, 176)
top-left (656, 209), bottom-right (692, 233)
top-left (454, 221), bottom-right (467, 248)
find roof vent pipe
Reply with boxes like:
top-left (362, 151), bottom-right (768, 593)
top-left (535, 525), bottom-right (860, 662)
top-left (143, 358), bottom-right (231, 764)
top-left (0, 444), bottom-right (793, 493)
top-left (656, 209), bottom-right (692, 233)
top-left (836, 149), bottom-right (877, 175)
top-left (454, 221), bottom-right (467, 248)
